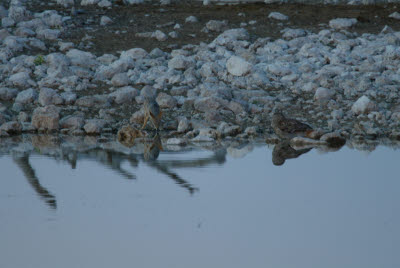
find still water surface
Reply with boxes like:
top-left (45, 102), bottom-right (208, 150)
top-left (0, 143), bottom-right (399, 268)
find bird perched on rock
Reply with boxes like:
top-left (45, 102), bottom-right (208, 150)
top-left (141, 97), bottom-right (162, 132)
top-left (271, 111), bottom-right (314, 139)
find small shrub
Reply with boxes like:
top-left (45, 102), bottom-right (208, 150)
top-left (34, 55), bottom-right (45, 66)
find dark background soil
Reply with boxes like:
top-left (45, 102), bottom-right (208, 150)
top-left (26, 1), bottom-right (400, 55)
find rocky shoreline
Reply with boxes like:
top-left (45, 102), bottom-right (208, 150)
top-left (1, 0), bottom-right (400, 147)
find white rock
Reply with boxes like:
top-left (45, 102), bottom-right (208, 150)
top-left (185, 16), bottom-right (198, 23)
top-left (268, 12), bottom-right (288, 21)
top-left (81, 0), bottom-right (100, 5)
top-left (168, 31), bottom-right (178, 38)
top-left (36, 10), bottom-right (63, 27)
top-left (100, 16), bottom-right (112, 26)
top-left (0, 5), bottom-right (7, 19)
top-left (160, 0), bottom-right (171, 5)
top-left (120, 48), bottom-right (148, 60)
top-left (266, 63), bottom-right (292, 76)
top-left (329, 18), bottom-right (357, 30)
top-left (9, 72), bottom-right (33, 88)
top-left (125, 0), bottom-right (144, 3)
top-left (0, 87), bottom-right (18, 100)
top-left (206, 20), bottom-right (227, 32)
top-left (66, 49), bottom-right (97, 69)
top-left (389, 12), bottom-right (400, 20)
top-left (98, 0), bottom-right (112, 7)
top-left (282, 28), bottom-right (307, 39)
top-left (156, 92), bottom-right (177, 108)
top-left (58, 41), bottom-right (74, 52)
top-left (213, 28), bottom-right (249, 46)
top-left (61, 92), bottom-right (77, 104)
top-left (314, 87), bottom-right (335, 102)
top-left (57, 0), bottom-right (75, 7)
top-left (140, 85), bottom-right (157, 99)
top-left (15, 88), bottom-right (38, 104)
top-left (168, 55), bottom-right (192, 70)
top-left (109, 86), bottom-right (138, 104)
top-left (39, 87), bottom-right (63, 106)
top-left (36, 28), bottom-right (61, 40)
top-left (84, 119), bottom-right (106, 134)
top-left (351, 95), bottom-right (375, 115)
top-left (153, 30), bottom-right (167, 41)
top-left (8, 5), bottom-right (31, 23)
top-left (60, 115), bottom-right (85, 130)
top-left (0, 29), bottom-right (10, 42)
top-left (4, 36), bottom-right (23, 51)
top-left (111, 72), bottom-right (130, 87)
top-left (2, 17), bottom-right (15, 27)
top-left (177, 117), bottom-right (190, 132)
top-left (226, 56), bottom-right (252, 76)
top-left (167, 138), bottom-right (186, 146)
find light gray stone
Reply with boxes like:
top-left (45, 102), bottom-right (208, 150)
top-left (2, 17), bottom-right (15, 27)
top-left (177, 117), bottom-right (190, 133)
top-left (351, 95), bottom-right (375, 115)
top-left (109, 86), bottom-right (139, 104)
top-left (389, 12), bottom-right (400, 20)
top-left (100, 16), bottom-right (112, 26)
top-left (15, 88), bottom-right (38, 104)
top-left (84, 119), bottom-right (106, 134)
top-left (98, 0), bottom-right (112, 7)
top-left (226, 56), bottom-right (252, 76)
top-left (268, 12), bottom-right (288, 21)
top-left (81, 0), bottom-right (100, 5)
top-left (140, 85), bottom-right (157, 99)
top-left (194, 96), bottom-right (224, 112)
top-left (60, 115), bottom-right (85, 130)
top-left (36, 28), bottom-right (61, 40)
top-left (314, 87), bottom-right (335, 102)
top-left (111, 72), bottom-right (130, 87)
top-left (185, 16), bottom-right (198, 23)
top-left (61, 92), bottom-right (77, 104)
top-left (0, 87), bottom-right (18, 101)
top-left (9, 72), bottom-right (33, 88)
top-left (153, 30), bottom-right (167, 41)
top-left (329, 18), bottom-right (357, 30)
top-left (39, 87), bottom-right (63, 106)
top-left (156, 92), bottom-right (177, 108)
top-left (66, 49), bottom-right (97, 69)
top-left (8, 5), bottom-right (31, 23)
top-left (57, 0), bottom-right (75, 7)
top-left (206, 20), bottom-right (227, 32)
top-left (168, 55), bottom-right (193, 70)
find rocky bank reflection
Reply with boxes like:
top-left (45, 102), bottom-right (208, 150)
top-left (2, 134), bottom-right (400, 209)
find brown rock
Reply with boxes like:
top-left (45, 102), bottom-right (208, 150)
top-left (32, 105), bottom-right (59, 131)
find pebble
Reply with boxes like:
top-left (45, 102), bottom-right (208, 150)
top-left (100, 16), bottom-right (113, 26)
top-left (268, 12), bottom-right (288, 21)
top-left (185, 16), bottom-right (198, 23)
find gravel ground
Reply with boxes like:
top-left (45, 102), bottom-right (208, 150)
top-left (1, 0), bottom-right (400, 149)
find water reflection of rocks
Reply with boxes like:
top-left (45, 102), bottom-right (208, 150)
top-left (1, 134), bottom-right (228, 209)
top-left (2, 134), bottom-right (400, 209)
